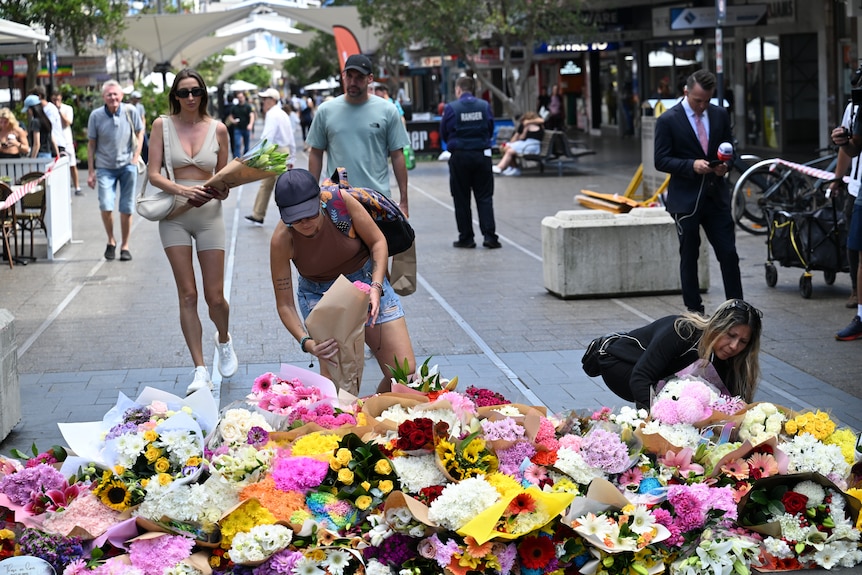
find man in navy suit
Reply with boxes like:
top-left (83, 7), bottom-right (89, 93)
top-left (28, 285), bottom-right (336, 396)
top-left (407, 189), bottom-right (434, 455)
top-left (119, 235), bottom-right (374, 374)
top-left (654, 69), bottom-right (743, 314)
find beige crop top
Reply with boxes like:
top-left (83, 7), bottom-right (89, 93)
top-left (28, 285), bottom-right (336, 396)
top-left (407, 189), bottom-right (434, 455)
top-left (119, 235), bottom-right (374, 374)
top-left (165, 116), bottom-right (219, 174)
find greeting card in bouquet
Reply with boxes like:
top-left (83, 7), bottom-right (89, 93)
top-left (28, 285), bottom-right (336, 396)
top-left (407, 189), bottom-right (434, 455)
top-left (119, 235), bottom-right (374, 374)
top-left (305, 275), bottom-right (370, 395)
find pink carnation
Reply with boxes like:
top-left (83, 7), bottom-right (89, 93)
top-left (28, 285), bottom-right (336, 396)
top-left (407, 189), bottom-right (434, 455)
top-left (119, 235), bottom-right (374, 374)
top-left (271, 456), bottom-right (330, 493)
top-left (129, 534), bottom-right (194, 575)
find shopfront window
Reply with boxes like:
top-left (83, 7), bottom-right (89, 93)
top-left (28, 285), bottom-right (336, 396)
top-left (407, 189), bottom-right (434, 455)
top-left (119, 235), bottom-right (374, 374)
top-left (645, 40), bottom-right (702, 101)
top-left (745, 37), bottom-right (780, 149)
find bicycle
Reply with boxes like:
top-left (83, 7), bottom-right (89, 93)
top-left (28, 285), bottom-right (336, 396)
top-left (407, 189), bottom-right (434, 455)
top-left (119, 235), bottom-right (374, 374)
top-left (730, 147), bottom-right (838, 235)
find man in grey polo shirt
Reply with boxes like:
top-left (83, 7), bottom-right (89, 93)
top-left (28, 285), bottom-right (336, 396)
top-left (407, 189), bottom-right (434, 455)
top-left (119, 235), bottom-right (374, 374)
top-left (87, 80), bottom-right (144, 261)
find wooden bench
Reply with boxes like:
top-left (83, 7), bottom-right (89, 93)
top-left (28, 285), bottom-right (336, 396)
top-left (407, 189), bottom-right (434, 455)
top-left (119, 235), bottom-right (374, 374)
top-left (515, 130), bottom-right (596, 176)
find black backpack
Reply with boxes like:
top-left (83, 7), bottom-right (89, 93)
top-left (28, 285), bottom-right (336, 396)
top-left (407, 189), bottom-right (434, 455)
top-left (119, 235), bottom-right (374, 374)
top-left (319, 168), bottom-right (415, 256)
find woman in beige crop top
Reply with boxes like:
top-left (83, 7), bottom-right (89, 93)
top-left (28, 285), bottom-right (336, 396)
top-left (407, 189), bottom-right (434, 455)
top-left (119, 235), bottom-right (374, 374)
top-left (147, 69), bottom-right (238, 396)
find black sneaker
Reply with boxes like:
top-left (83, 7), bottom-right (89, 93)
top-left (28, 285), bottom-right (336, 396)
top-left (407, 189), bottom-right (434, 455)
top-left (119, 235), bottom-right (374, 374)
top-left (483, 239), bottom-right (502, 249)
top-left (452, 240), bottom-right (476, 248)
top-left (245, 215), bottom-right (264, 226)
top-left (836, 315), bottom-right (862, 341)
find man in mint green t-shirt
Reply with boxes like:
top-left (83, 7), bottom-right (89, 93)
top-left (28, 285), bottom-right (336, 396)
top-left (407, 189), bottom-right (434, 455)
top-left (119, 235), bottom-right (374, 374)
top-left (306, 54), bottom-right (410, 218)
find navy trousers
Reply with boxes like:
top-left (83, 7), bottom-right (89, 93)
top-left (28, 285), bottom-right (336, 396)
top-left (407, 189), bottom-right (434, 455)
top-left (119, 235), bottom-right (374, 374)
top-left (672, 191), bottom-right (743, 312)
top-left (448, 150), bottom-right (497, 243)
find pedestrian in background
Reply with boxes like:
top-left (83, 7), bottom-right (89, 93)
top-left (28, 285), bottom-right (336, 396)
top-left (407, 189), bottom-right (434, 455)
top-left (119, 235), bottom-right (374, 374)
top-left (146, 69), bottom-right (237, 394)
top-left (830, 101), bottom-right (860, 314)
top-left (29, 86), bottom-right (67, 153)
top-left (0, 108), bottom-right (29, 159)
top-left (245, 88), bottom-right (296, 226)
top-left (227, 91), bottom-right (255, 158)
top-left (24, 95), bottom-right (56, 159)
top-left (129, 90), bottom-right (149, 164)
top-left (654, 69), bottom-right (742, 314)
top-left (87, 80), bottom-right (144, 261)
top-left (440, 75), bottom-right (500, 249)
top-left (51, 91), bottom-right (82, 195)
top-left (306, 54), bottom-right (409, 216)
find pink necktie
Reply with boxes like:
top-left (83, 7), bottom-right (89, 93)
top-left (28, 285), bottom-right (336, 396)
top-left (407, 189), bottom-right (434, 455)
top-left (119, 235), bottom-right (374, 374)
top-left (694, 113), bottom-right (708, 154)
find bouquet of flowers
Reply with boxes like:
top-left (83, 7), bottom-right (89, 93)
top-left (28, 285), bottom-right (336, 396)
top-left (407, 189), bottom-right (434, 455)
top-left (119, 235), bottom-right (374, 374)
top-left (737, 402), bottom-right (788, 445)
top-left (320, 433), bottom-right (399, 515)
top-left (227, 523), bottom-right (292, 564)
top-left (434, 424), bottom-right (498, 481)
top-left (739, 473), bottom-right (862, 570)
top-left (389, 356), bottom-right (458, 399)
top-left (247, 370), bottom-right (354, 431)
top-left (203, 140), bottom-right (288, 192)
top-left (670, 528), bottom-right (761, 575)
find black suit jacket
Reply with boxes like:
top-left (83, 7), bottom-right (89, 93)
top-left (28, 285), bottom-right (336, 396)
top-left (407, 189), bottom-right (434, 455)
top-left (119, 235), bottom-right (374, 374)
top-left (654, 102), bottom-right (733, 214)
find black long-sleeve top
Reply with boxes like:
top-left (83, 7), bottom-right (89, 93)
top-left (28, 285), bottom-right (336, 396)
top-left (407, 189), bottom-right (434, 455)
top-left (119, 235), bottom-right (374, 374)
top-left (604, 315), bottom-right (734, 407)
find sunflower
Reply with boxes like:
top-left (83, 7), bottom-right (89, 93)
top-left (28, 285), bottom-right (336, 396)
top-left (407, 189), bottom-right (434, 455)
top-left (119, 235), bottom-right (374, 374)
top-left (96, 477), bottom-right (132, 511)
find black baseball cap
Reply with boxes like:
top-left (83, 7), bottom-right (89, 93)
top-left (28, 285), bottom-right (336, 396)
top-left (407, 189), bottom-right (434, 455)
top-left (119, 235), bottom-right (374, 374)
top-left (344, 54), bottom-right (373, 76)
top-left (274, 169), bottom-right (321, 224)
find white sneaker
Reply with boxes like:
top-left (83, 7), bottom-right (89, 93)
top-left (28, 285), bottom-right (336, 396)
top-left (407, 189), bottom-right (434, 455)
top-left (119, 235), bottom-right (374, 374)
top-left (186, 366), bottom-right (212, 395)
top-left (492, 165), bottom-right (502, 174)
top-left (502, 167), bottom-right (521, 176)
top-left (215, 332), bottom-right (238, 378)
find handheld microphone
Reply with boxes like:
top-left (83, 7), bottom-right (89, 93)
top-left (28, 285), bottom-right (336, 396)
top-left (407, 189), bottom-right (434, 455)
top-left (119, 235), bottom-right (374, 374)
top-left (717, 142), bottom-right (734, 162)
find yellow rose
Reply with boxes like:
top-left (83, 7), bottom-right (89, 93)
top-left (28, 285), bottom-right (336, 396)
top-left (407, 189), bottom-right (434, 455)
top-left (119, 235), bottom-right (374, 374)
top-left (143, 430), bottom-right (159, 443)
top-left (141, 478), bottom-right (149, 488)
top-left (785, 420), bottom-right (798, 434)
top-left (185, 456), bottom-right (202, 467)
top-left (113, 466), bottom-right (125, 476)
top-left (154, 457), bottom-right (171, 473)
top-left (338, 468), bottom-right (355, 485)
top-left (378, 480), bottom-right (394, 494)
top-left (308, 549), bottom-right (326, 562)
top-left (361, 481), bottom-right (371, 491)
top-left (374, 459), bottom-right (392, 475)
top-left (144, 444), bottom-right (163, 463)
top-left (336, 448), bottom-right (353, 465)
top-left (329, 457), bottom-right (342, 471)
top-left (157, 473), bottom-right (173, 486)
top-left (355, 495), bottom-right (373, 510)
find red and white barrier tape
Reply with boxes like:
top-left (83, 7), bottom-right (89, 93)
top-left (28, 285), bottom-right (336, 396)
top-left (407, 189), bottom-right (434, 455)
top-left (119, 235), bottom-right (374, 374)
top-left (772, 158), bottom-right (847, 183)
top-left (0, 156), bottom-right (58, 210)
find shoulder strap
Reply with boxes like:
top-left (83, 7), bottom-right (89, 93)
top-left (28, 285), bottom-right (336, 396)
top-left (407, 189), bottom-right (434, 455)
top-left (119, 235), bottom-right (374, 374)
top-left (124, 104), bottom-right (137, 152)
top-left (161, 115), bottom-right (174, 181)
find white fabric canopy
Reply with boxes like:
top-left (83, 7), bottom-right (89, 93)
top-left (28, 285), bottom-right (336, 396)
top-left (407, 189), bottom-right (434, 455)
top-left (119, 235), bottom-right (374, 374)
top-left (0, 18), bottom-right (49, 55)
top-left (124, 1), bottom-right (377, 67)
top-left (304, 77), bottom-right (339, 90)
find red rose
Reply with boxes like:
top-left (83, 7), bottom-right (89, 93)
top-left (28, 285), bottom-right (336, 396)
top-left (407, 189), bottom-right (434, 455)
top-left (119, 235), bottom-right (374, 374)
top-left (782, 491), bottom-right (809, 515)
top-left (408, 429), bottom-right (429, 449)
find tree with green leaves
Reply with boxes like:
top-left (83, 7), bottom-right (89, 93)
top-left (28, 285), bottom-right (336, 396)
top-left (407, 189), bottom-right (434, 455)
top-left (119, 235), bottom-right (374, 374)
top-left (233, 64), bottom-right (273, 90)
top-left (355, 0), bottom-right (588, 116)
top-left (0, 0), bottom-right (127, 89)
top-left (283, 30), bottom-right (339, 89)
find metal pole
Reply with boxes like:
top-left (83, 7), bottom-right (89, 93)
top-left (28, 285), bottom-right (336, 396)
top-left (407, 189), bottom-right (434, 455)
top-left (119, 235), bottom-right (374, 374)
top-left (716, 0), bottom-right (726, 107)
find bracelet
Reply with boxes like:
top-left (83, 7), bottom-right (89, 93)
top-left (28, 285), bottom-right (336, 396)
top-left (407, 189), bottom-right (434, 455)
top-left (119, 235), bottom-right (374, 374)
top-left (370, 281), bottom-right (384, 293)
top-left (299, 335), bottom-right (312, 353)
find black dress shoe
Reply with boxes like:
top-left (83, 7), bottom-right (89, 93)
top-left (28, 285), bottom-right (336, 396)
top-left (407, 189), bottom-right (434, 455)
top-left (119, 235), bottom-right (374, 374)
top-left (452, 240), bottom-right (476, 248)
top-left (483, 239), bottom-right (502, 249)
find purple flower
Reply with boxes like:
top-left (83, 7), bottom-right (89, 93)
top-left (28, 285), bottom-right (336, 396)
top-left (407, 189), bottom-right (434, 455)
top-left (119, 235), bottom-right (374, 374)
top-left (247, 426), bottom-right (270, 447)
top-left (255, 549), bottom-right (303, 575)
top-left (365, 533), bottom-right (418, 565)
top-left (106, 421), bottom-right (139, 440)
top-left (123, 406), bottom-right (152, 425)
top-left (128, 534), bottom-right (194, 575)
top-left (0, 463), bottom-right (67, 506)
top-left (580, 428), bottom-right (631, 473)
top-left (18, 528), bottom-right (84, 574)
top-left (497, 441), bottom-right (536, 477)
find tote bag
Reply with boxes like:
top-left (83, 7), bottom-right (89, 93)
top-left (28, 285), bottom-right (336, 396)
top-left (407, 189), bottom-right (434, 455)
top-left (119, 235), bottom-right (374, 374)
top-left (136, 116), bottom-right (176, 221)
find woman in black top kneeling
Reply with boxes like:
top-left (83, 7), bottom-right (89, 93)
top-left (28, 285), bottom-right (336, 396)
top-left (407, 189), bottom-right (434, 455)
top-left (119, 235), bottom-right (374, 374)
top-left (584, 299), bottom-right (762, 409)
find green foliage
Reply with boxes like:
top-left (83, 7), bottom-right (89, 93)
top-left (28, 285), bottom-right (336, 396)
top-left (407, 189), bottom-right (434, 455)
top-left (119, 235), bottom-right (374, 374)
top-left (283, 31), bottom-right (339, 88)
top-left (740, 484), bottom-right (787, 525)
top-left (196, 51), bottom-right (232, 89)
top-left (0, 0), bottom-right (126, 56)
top-left (232, 65), bottom-right (272, 91)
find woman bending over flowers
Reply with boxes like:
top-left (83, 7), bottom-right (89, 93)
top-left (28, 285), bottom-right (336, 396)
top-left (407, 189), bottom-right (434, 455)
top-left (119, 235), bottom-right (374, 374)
top-left (584, 299), bottom-right (762, 409)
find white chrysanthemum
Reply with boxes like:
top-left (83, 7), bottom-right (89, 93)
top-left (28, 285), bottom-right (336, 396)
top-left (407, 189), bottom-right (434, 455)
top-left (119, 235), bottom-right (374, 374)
top-left (792, 481), bottom-right (826, 507)
top-left (391, 454), bottom-right (449, 493)
top-left (293, 556), bottom-right (325, 575)
top-left (640, 420), bottom-right (702, 450)
top-left (554, 448), bottom-right (605, 485)
top-left (113, 433), bottom-right (147, 467)
top-left (763, 537), bottom-right (794, 559)
top-left (323, 549), bottom-right (352, 575)
top-left (778, 513), bottom-right (806, 542)
top-left (163, 564), bottom-right (203, 575)
top-left (780, 434), bottom-right (850, 478)
top-left (610, 406), bottom-right (648, 428)
top-left (157, 429), bottom-right (201, 463)
top-left (490, 405), bottom-right (523, 417)
top-left (365, 559), bottom-right (390, 575)
top-left (427, 476), bottom-right (499, 530)
top-left (838, 544), bottom-right (862, 568)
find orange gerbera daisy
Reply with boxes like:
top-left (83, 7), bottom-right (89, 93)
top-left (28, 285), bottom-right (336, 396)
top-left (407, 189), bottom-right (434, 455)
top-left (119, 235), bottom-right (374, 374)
top-left (721, 458), bottom-right (749, 480)
top-left (747, 452), bottom-right (779, 479)
top-left (465, 536), bottom-right (493, 558)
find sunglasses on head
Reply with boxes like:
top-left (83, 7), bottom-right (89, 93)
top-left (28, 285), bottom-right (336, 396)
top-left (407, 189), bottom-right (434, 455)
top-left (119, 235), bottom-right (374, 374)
top-left (175, 87), bottom-right (205, 98)
top-left (725, 299), bottom-right (763, 319)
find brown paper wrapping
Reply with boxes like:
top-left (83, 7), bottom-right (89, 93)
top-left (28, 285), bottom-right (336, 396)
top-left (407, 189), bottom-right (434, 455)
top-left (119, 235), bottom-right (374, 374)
top-left (390, 242), bottom-right (417, 296)
top-left (203, 158), bottom-right (278, 191)
top-left (305, 275), bottom-right (370, 396)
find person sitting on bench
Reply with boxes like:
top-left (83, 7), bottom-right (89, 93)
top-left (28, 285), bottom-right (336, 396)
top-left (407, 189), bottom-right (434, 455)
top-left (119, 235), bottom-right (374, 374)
top-left (493, 112), bottom-right (544, 176)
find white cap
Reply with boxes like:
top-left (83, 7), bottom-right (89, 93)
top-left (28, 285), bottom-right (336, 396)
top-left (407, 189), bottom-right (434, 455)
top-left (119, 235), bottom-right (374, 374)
top-left (258, 88), bottom-right (281, 101)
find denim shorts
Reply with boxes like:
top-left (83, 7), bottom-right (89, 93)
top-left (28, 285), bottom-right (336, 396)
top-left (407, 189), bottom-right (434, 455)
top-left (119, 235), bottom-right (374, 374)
top-left (97, 164), bottom-right (137, 214)
top-left (297, 259), bottom-right (405, 326)
top-left (849, 203), bottom-right (862, 252)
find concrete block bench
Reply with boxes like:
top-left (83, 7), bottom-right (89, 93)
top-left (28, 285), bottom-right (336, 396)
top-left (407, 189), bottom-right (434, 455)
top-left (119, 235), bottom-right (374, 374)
top-left (0, 309), bottom-right (20, 441)
top-left (541, 207), bottom-right (709, 299)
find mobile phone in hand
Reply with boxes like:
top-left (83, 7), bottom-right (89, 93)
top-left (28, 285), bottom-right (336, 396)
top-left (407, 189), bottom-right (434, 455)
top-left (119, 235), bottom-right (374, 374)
top-left (708, 159), bottom-right (723, 167)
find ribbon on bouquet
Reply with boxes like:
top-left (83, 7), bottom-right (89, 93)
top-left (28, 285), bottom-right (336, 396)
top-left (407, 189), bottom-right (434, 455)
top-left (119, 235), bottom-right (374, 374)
top-left (0, 156), bottom-right (59, 210)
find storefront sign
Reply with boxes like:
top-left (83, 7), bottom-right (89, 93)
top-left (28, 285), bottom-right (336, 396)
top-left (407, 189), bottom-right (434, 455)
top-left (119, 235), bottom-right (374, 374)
top-left (767, 0), bottom-right (795, 24)
top-left (538, 42), bottom-right (616, 54)
top-left (560, 61), bottom-right (582, 75)
top-left (406, 121), bottom-right (442, 154)
top-left (670, 5), bottom-right (767, 29)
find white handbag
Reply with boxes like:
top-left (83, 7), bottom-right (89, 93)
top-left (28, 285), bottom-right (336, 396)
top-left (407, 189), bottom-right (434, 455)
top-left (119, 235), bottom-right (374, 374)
top-left (135, 115), bottom-right (176, 221)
